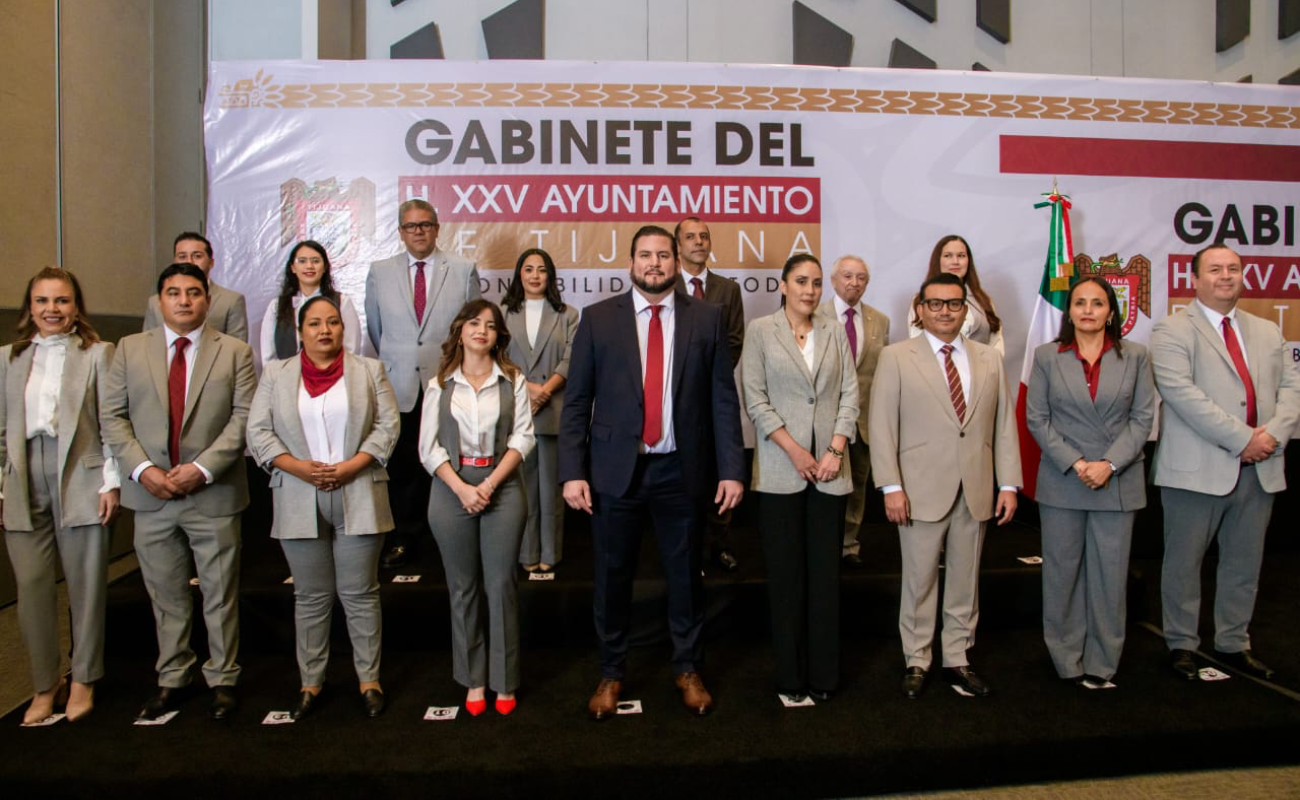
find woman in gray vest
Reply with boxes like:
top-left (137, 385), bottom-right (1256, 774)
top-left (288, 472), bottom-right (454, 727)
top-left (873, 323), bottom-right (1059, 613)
top-left (1026, 277), bottom-right (1155, 687)
top-left (501, 249), bottom-right (578, 573)
top-left (1, 267), bottom-right (120, 723)
top-left (247, 295), bottom-right (399, 719)
top-left (419, 299), bottom-right (535, 717)
top-left (258, 240), bottom-right (369, 366)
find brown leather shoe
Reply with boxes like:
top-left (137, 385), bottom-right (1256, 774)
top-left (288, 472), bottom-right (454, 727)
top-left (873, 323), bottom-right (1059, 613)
top-left (588, 678), bottom-right (622, 721)
top-left (674, 672), bottom-right (714, 716)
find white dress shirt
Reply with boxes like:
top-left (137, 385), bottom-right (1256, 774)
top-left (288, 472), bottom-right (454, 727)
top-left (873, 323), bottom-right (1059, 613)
top-left (418, 365), bottom-right (536, 475)
top-left (833, 294), bottom-right (864, 362)
top-left (799, 328), bottom-right (817, 372)
top-left (5, 334), bottom-right (120, 499)
top-left (525, 298), bottom-right (546, 348)
top-left (1196, 299), bottom-right (1249, 370)
top-left (632, 289), bottom-right (677, 454)
top-left (298, 378), bottom-right (350, 464)
top-left (130, 324), bottom-right (213, 484)
top-left (258, 291), bottom-right (370, 365)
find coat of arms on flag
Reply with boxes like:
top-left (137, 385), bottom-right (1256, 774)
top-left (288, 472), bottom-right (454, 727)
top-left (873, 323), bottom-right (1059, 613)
top-left (279, 177), bottom-right (377, 262)
top-left (1075, 253), bottom-right (1151, 338)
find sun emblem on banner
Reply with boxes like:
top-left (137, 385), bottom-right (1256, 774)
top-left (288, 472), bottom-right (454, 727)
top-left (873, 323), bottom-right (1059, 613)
top-left (279, 177), bottom-right (377, 262)
top-left (1074, 253), bottom-right (1151, 337)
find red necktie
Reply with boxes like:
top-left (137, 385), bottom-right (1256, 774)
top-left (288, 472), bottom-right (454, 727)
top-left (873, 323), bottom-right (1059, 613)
top-left (844, 308), bottom-right (858, 361)
top-left (1221, 317), bottom-right (1257, 426)
top-left (642, 305), bottom-right (664, 446)
top-left (169, 337), bottom-right (190, 467)
top-left (691, 277), bottom-right (704, 300)
top-left (413, 260), bottom-right (427, 324)
top-left (941, 344), bottom-right (966, 423)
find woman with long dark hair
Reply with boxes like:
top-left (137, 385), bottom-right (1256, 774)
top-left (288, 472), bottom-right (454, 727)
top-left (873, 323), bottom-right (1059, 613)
top-left (1026, 276), bottom-right (1155, 687)
top-left (419, 299), bottom-right (534, 716)
top-left (259, 240), bottom-right (369, 364)
top-left (0, 267), bottom-right (120, 723)
top-left (501, 248), bottom-right (578, 573)
top-left (909, 235), bottom-right (1004, 353)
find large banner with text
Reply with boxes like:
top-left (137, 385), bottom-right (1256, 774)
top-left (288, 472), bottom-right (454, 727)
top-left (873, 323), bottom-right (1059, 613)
top-left (206, 60), bottom-right (1300, 373)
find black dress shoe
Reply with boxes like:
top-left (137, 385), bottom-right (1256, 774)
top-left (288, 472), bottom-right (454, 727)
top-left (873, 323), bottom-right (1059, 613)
top-left (209, 686), bottom-right (238, 720)
top-left (1215, 649), bottom-right (1276, 681)
top-left (137, 685), bottom-right (189, 720)
top-left (808, 688), bottom-right (835, 703)
top-left (361, 688), bottom-right (386, 718)
top-left (943, 666), bottom-right (992, 697)
top-left (1169, 649), bottom-right (1200, 681)
top-left (381, 545), bottom-right (409, 569)
top-left (841, 553), bottom-right (864, 569)
top-left (290, 690), bottom-right (320, 721)
top-left (714, 549), bottom-right (739, 572)
top-left (901, 667), bottom-right (927, 699)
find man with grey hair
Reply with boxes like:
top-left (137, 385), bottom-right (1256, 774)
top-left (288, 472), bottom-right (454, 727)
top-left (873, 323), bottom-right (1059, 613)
top-left (365, 198), bottom-right (481, 568)
top-left (818, 255), bottom-right (889, 567)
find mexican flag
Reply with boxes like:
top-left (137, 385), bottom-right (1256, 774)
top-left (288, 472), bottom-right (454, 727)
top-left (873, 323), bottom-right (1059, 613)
top-left (1015, 190), bottom-right (1075, 500)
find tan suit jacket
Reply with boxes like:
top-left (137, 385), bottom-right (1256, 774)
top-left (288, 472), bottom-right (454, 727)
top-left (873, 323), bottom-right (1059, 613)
top-left (0, 338), bottom-right (116, 529)
top-left (869, 334), bottom-right (1021, 522)
top-left (743, 310), bottom-right (859, 495)
top-left (101, 326), bottom-right (255, 515)
top-left (818, 298), bottom-right (889, 444)
top-left (144, 281), bottom-right (249, 343)
top-left (1150, 302), bottom-right (1300, 495)
top-left (247, 352), bottom-right (399, 539)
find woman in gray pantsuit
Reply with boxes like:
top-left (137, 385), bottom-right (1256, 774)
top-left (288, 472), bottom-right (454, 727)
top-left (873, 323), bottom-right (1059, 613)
top-left (419, 299), bottom-right (534, 717)
top-left (1, 267), bottom-right (120, 723)
top-left (1026, 277), bottom-right (1155, 687)
top-left (502, 249), bottom-right (578, 573)
top-left (248, 295), bottom-right (399, 719)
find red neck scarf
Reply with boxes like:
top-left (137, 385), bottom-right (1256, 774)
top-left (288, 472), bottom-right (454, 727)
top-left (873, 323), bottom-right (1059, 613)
top-left (300, 350), bottom-right (344, 398)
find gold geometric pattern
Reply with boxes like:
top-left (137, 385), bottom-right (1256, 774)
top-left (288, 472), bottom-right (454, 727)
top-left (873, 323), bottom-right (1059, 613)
top-left (217, 71), bottom-right (1300, 128)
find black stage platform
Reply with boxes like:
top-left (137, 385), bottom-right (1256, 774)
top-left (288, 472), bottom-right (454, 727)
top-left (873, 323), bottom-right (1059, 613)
top-left (3, 465), bottom-right (1299, 798)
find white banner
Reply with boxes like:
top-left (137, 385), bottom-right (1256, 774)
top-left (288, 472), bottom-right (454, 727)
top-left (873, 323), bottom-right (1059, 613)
top-left (206, 59), bottom-right (1300, 375)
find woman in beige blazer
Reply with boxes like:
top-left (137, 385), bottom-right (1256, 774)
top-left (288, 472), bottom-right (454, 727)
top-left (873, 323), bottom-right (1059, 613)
top-left (742, 254), bottom-right (858, 702)
top-left (247, 295), bottom-right (399, 720)
top-left (502, 249), bottom-right (578, 572)
top-left (1, 267), bottom-right (120, 723)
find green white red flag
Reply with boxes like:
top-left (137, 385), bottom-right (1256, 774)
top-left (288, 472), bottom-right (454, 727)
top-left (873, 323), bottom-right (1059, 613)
top-left (1015, 189), bottom-right (1075, 500)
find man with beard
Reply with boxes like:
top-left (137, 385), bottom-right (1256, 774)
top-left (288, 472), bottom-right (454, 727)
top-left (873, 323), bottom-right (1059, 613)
top-left (560, 225), bottom-right (745, 719)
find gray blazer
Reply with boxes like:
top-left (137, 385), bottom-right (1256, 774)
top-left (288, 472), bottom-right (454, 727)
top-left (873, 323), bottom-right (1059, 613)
top-left (1026, 341), bottom-right (1156, 511)
top-left (504, 302), bottom-right (578, 435)
top-left (364, 250), bottom-right (481, 412)
top-left (817, 298), bottom-right (889, 444)
top-left (101, 326), bottom-right (255, 516)
top-left (0, 337), bottom-right (115, 529)
top-left (247, 353), bottom-right (399, 539)
top-left (742, 310), bottom-right (858, 496)
top-left (1151, 302), bottom-right (1300, 495)
top-left (144, 280), bottom-right (249, 343)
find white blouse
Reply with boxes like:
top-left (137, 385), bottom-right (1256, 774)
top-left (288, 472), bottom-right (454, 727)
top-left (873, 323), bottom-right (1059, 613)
top-left (417, 365), bottom-right (535, 475)
top-left (525, 298), bottom-right (546, 347)
top-left (297, 378), bottom-right (350, 464)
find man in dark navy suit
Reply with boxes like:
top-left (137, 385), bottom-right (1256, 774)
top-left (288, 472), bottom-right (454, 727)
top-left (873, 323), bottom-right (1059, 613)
top-left (560, 225), bottom-right (745, 720)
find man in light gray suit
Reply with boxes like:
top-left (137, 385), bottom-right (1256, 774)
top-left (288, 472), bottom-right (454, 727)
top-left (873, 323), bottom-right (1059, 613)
top-left (870, 273), bottom-right (1020, 699)
top-left (819, 255), bottom-right (889, 568)
top-left (103, 263), bottom-right (256, 721)
top-left (365, 198), bottom-right (481, 568)
top-left (1151, 243), bottom-right (1300, 682)
top-left (143, 232), bottom-right (249, 342)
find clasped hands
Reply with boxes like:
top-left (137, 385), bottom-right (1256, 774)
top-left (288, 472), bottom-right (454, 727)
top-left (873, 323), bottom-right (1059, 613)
top-left (526, 381), bottom-right (552, 416)
top-left (1072, 459), bottom-right (1113, 491)
top-left (140, 463), bottom-right (209, 500)
top-left (1239, 426), bottom-right (1278, 465)
top-left (275, 456), bottom-right (364, 494)
top-left (787, 447), bottom-right (841, 484)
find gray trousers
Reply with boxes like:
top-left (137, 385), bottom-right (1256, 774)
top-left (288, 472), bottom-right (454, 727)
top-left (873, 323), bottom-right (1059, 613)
top-left (1161, 465), bottom-right (1273, 653)
top-left (842, 437), bottom-right (870, 556)
top-left (134, 496), bottom-right (241, 688)
top-left (898, 490), bottom-right (985, 669)
top-left (1040, 505), bottom-right (1134, 680)
top-left (429, 464), bottom-right (526, 693)
top-left (518, 434), bottom-right (562, 566)
top-left (279, 490), bottom-right (384, 686)
top-left (4, 434), bottom-right (109, 689)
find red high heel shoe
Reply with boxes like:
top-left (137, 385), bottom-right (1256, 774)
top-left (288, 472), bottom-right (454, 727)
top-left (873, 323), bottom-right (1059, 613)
top-left (495, 696), bottom-right (517, 715)
top-left (465, 698), bottom-right (487, 716)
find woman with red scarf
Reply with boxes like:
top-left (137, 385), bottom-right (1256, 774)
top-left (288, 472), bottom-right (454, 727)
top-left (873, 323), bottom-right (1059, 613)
top-left (248, 295), bottom-right (399, 719)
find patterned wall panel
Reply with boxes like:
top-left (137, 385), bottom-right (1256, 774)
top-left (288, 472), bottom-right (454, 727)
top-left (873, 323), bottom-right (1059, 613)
top-left (483, 0), bottom-right (544, 60)
top-left (792, 1), bottom-right (853, 67)
top-left (1281, 0), bottom-right (1300, 39)
top-left (391, 20), bottom-right (444, 59)
top-left (976, 0), bottom-right (1011, 44)
top-left (893, 0), bottom-right (936, 23)
top-left (1216, 0), bottom-right (1250, 52)
top-left (888, 38), bottom-right (935, 69)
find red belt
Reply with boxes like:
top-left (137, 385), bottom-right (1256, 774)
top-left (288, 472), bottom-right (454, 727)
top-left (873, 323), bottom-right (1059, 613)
top-left (460, 456), bottom-right (494, 467)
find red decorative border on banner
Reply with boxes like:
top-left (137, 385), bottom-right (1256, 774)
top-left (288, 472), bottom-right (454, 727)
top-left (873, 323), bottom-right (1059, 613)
top-left (1000, 136), bottom-right (1300, 182)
